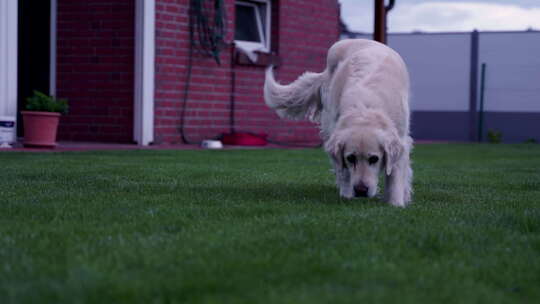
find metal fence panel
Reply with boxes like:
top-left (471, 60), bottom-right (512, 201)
top-left (479, 31), bottom-right (540, 113)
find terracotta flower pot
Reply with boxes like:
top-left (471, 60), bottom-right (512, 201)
top-left (22, 111), bottom-right (61, 148)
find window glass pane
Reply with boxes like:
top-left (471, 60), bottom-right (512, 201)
top-left (235, 4), bottom-right (261, 42)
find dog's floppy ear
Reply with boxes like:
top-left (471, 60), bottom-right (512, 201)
top-left (382, 132), bottom-right (404, 176)
top-left (325, 131), bottom-right (346, 169)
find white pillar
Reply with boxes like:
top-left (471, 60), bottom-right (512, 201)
top-left (134, 0), bottom-right (155, 146)
top-left (0, 0), bottom-right (18, 119)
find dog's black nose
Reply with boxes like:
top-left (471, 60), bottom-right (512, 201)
top-left (354, 184), bottom-right (369, 197)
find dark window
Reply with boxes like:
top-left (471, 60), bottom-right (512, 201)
top-left (235, 4), bottom-right (261, 42)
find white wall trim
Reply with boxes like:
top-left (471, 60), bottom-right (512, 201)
top-left (0, 0), bottom-right (18, 119)
top-left (134, 0), bottom-right (155, 146)
top-left (50, 0), bottom-right (57, 96)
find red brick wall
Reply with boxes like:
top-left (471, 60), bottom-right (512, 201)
top-left (154, 0), bottom-right (339, 144)
top-left (56, 0), bottom-right (135, 142)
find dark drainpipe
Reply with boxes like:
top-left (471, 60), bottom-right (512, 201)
top-left (374, 0), bottom-right (395, 44)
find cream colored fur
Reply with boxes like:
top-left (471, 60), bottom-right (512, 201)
top-left (264, 39), bottom-right (413, 207)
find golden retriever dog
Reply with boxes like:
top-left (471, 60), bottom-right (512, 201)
top-left (264, 39), bottom-right (413, 207)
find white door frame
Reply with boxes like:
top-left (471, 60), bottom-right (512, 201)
top-left (50, 0), bottom-right (57, 96)
top-left (0, 0), bottom-right (18, 119)
top-left (0, 0), bottom-right (57, 130)
top-left (134, 0), bottom-right (155, 146)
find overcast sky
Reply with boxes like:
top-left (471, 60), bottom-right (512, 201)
top-left (339, 0), bottom-right (540, 33)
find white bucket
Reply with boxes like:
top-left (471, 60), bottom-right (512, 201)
top-left (0, 116), bottom-right (16, 146)
top-left (201, 139), bottom-right (223, 149)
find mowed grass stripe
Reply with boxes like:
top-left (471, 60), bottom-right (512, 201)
top-left (1, 144), bottom-right (539, 303)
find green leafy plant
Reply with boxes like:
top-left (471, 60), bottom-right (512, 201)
top-left (26, 90), bottom-right (69, 114)
top-left (487, 129), bottom-right (502, 144)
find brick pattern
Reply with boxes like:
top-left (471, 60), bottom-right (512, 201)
top-left (56, 0), bottom-right (135, 142)
top-left (154, 0), bottom-right (339, 144)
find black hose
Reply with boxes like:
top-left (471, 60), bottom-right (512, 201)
top-left (179, 0), bottom-right (227, 144)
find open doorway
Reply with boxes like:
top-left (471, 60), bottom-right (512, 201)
top-left (17, 0), bottom-right (52, 136)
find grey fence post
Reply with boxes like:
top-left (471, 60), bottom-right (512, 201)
top-left (468, 30), bottom-right (480, 142)
top-left (478, 63), bottom-right (487, 142)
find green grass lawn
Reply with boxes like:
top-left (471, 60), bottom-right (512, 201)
top-left (1, 144), bottom-right (539, 303)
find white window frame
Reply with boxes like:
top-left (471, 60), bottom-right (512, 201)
top-left (235, 0), bottom-right (271, 53)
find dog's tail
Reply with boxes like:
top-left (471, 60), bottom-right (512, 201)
top-left (264, 66), bottom-right (325, 122)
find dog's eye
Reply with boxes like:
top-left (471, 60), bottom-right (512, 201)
top-left (368, 155), bottom-right (379, 165)
top-left (346, 154), bottom-right (357, 164)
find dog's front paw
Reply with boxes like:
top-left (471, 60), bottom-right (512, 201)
top-left (389, 199), bottom-right (406, 207)
top-left (384, 193), bottom-right (407, 207)
top-left (339, 188), bottom-right (354, 199)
